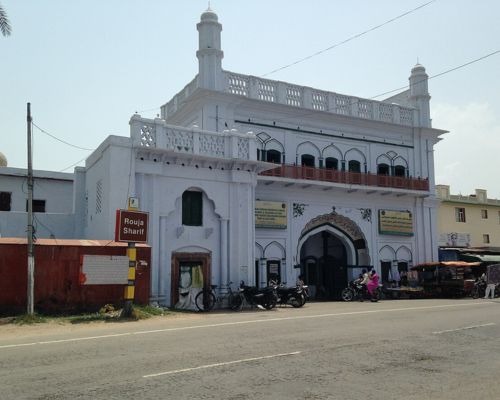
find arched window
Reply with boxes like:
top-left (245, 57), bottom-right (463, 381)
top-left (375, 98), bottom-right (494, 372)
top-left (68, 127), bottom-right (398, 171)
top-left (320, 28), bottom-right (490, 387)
top-left (182, 191), bottom-right (203, 226)
top-left (394, 165), bottom-right (406, 177)
top-left (325, 157), bottom-right (338, 170)
top-left (301, 154), bottom-right (315, 167)
top-left (266, 149), bottom-right (282, 164)
top-left (377, 163), bottom-right (390, 175)
top-left (348, 160), bottom-right (361, 173)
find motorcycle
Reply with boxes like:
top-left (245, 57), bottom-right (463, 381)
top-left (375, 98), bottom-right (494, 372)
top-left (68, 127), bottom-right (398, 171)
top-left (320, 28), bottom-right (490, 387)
top-left (237, 281), bottom-right (278, 310)
top-left (273, 283), bottom-right (305, 308)
top-left (341, 279), bottom-right (381, 302)
top-left (471, 279), bottom-right (487, 299)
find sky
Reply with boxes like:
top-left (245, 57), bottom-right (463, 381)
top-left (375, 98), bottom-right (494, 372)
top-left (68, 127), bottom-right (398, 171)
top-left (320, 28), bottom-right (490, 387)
top-left (1, 0), bottom-right (500, 198)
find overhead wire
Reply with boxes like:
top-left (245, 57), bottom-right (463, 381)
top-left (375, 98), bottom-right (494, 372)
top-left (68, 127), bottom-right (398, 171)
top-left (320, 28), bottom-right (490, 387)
top-left (59, 157), bottom-right (88, 172)
top-left (207, 48), bottom-right (500, 129)
top-left (261, 0), bottom-right (437, 77)
top-left (32, 122), bottom-right (95, 151)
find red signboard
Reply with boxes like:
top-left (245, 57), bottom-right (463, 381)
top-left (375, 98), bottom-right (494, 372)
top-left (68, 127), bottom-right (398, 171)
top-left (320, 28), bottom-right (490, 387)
top-left (115, 209), bottom-right (149, 243)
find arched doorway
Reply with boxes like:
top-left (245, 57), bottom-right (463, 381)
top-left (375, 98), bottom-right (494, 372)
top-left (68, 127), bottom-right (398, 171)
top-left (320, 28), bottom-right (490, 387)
top-left (299, 229), bottom-right (351, 300)
top-left (297, 209), bottom-right (370, 300)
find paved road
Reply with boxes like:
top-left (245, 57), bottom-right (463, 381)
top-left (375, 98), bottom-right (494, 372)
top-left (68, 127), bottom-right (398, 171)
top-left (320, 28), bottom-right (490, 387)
top-left (1, 299), bottom-right (499, 399)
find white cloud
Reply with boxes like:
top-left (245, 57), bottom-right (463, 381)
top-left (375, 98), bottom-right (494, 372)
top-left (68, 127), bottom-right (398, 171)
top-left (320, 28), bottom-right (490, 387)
top-left (433, 102), bottom-right (500, 199)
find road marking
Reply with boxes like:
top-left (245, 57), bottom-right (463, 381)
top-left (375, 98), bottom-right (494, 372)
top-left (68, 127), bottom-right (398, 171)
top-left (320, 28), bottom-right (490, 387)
top-left (433, 322), bottom-right (496, 334)
top-left (143, 351), bottom-right (301, 378)
top-left (0, 302), bottom-right (494, 349)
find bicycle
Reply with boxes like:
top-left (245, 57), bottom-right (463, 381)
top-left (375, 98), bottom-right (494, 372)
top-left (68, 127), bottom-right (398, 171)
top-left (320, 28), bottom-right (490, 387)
top-left (195, 282), bottom-right (242, 312)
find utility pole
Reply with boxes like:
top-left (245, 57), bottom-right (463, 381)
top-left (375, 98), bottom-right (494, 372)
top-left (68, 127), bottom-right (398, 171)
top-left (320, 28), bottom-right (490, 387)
top-left (27, 102), bottom-right (34, 315)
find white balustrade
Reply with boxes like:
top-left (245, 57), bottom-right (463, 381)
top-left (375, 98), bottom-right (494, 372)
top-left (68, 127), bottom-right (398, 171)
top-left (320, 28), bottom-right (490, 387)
top-left (163, 70), bottom-right (415, 127)
top-left (130, 115), bottom-right (254, 161)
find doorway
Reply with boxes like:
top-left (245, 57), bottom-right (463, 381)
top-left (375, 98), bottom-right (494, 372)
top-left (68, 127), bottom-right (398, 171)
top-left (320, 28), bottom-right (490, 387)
top-left (300, 230), bottom-right (349, 300)
top-left (171, 252), bottom-right (211, 307)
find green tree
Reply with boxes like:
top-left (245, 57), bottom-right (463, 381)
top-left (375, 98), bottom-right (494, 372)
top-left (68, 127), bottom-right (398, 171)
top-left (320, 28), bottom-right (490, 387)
top-left (0, 2), bottom-right (12, 37)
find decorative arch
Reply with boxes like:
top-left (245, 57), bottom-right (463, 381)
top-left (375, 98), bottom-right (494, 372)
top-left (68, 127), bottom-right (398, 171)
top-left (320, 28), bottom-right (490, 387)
top-left (297, 209), bottom-right (370, 266)
top-left (264, 241), bottom-right (286, 260)
top-left (376, 154), bottom-right (392, 165)
top-left (344, 148), bottom-right (366, 164)
top-left (322, 144), bottom-right (342, 160)
top-left (256, 132), bottom-right (271, 143)
top-left (396, 245), bottom-right (412, 261)
top-left (264, 139), bottom-right (284, 153)
top-left (379, 245), bottom-right (396, 261)
top-left (264, 139), bottom-right (284, 164)
top-left (169, 186), bottom-right (224, 220)
top-left (393, 156), bottom-right (408, 168)
top-left (174, 245), bottom-right (211, 253)
top-left (255, 243), bottom-right (264, 259)
top-left (296, 141), bottom-right (321, 167)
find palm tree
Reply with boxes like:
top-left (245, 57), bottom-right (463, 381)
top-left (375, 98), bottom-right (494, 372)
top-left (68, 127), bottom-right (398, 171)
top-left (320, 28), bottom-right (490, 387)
top-left (0, 2), bottom-right (12, 37)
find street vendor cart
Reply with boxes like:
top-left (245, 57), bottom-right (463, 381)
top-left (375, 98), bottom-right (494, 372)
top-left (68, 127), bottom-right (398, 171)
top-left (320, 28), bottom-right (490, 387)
top-left (410, 261), bottom-right (484, 298)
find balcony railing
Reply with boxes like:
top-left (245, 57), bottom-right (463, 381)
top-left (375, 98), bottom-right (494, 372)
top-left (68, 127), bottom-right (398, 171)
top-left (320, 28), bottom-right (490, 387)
top-left (259, 164), bottom-right (429, 191)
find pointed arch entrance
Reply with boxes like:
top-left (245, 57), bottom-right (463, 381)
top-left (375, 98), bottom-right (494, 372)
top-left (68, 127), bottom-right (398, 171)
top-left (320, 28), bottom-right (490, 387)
top-left (297, 210), bottom-right (370, 300)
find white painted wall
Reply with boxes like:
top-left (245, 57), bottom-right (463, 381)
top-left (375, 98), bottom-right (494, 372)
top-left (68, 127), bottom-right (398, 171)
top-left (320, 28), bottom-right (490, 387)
top-left (0, 167), bottom-right (74, 238)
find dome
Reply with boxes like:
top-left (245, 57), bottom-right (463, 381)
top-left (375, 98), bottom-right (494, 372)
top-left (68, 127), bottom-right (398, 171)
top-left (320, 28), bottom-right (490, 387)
top-left (0, 152), bottom-right (7, 167)
top-left (200, 7), bottom-right (218, 22)
top-left (411, 63), bottom-right (426, 74)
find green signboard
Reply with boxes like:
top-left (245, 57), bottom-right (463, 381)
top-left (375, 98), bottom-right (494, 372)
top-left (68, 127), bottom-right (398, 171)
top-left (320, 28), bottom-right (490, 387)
top-left (378, 209), bottom-right (413, 236)
top-left (255, 201), bottom-right (287, 229)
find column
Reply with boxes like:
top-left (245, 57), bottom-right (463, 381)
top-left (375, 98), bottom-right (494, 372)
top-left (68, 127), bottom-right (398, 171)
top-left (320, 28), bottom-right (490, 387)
top-left (220, 218), bottom-right (229, 292)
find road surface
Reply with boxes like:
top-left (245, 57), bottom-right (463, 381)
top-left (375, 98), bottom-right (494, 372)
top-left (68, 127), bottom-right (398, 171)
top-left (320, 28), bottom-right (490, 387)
top-left (1, 299), bottom-right (499, 399)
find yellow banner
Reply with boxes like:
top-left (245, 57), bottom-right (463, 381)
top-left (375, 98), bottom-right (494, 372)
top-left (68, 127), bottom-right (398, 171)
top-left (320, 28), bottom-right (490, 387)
top-left (378, 210), bottom-right (413, 236)
top-left (255, 201), bottom-right (287, 229)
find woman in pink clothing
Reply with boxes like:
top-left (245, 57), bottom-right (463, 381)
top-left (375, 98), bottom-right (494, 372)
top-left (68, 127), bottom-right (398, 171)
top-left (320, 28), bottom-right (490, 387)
top-left (366, 269), bottom-right (380, 302)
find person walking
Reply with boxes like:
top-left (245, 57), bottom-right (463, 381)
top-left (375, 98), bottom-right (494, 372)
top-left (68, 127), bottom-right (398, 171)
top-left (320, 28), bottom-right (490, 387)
top-left (484, 271), bottom-right (496, 300)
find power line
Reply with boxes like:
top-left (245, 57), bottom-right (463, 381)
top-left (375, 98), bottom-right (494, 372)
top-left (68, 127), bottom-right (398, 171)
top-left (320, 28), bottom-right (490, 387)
top-left (370, 49), bottom-right (500, 100)
top-left (32, 122), bottom-right (95, 151)
top-left (261, 0), bottom-right (437, 77)
top-left (59, 157), bottom-right (87, 172)
top-left (224, 48), bottom-right (500, 128)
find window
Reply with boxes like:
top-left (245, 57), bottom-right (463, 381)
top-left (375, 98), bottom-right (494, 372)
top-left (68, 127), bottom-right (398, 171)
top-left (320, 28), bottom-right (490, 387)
top-left (481, 209), bottom-right (488, 219)
top-left (483, 234), bottom-right (490, 244)
top-left (301, 154), bottom-right (315, 167)
top-left (394, 165), bottom-right (406, 177)
top-left (377, 164), bottom-right (389, 175)
top-left (266, 149), bottom-right (281, 164)
top-left (0, 192), bottom-right (11, 211)
top-left (348, 160), bottom-right (361, 173)
top-left (498, 211), bottom-right (500, 224)
top-left (325, 157), bottom-right (338, 170)
top-left (455, 207), bottom-right (466, 223)
top-left (26, 199), bottom-right (46, 213)
top-left (182, 191), bottom-right (203, 226)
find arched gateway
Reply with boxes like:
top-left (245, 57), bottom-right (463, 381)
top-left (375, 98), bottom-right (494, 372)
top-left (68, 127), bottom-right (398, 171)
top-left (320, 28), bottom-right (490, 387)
top-left (297, 210), bottom-right (371, 300)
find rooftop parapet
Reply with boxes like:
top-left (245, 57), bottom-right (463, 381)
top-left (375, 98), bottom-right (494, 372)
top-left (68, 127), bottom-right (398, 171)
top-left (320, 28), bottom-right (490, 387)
top-left (129, 114), bottom-right (257, 162)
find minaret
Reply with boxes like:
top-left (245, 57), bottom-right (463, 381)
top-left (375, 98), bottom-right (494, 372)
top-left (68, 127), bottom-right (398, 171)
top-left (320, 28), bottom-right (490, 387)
top-left (197, 6), bottom-right (224, 90)
top-left (409, 63), bottom-right (431, 127)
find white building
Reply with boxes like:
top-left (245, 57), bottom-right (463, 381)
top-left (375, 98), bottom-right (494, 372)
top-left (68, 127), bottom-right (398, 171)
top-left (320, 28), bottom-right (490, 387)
top-left (1, 9), bottom-right (446, 306)
top-left (0, 163), bottom-right (75, 239)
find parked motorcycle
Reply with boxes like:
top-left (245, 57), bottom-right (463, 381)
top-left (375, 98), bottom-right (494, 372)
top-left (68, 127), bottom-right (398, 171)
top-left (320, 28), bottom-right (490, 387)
top-left (471, 279), bottom-right (487, 299)
top-left (236, 281), bottom-right (278, 310)
top-left (341, 279), bottom-right (381, 302)
top-left (273, 284), bottom-right (305, 308)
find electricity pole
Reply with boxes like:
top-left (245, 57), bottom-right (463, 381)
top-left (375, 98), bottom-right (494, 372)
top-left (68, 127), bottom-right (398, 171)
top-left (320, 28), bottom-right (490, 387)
top-left (27, 102), bottom-right (34, 315)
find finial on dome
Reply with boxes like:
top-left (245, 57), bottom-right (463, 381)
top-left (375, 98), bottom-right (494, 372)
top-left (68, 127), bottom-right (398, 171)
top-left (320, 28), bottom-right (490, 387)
top-left (200, 3), bottom-right (218, 22)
